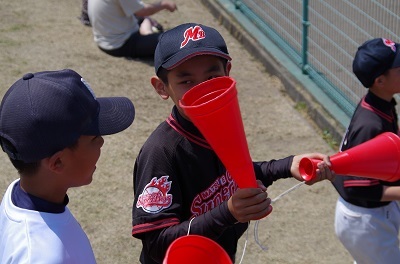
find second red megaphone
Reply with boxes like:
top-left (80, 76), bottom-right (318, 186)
top-left (299, 132), bottom-right (400, 182)
top-left (163, 235), bottom-right (232, 264)
top-left (179, 76), bottom-right (258, 188)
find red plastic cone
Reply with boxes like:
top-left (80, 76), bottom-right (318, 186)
top-left (299, 132), bottom-right (400, 182)
top-left (163, 235), bottom-right (232, 264)
top-left (179, 76), bottom-right (258, 188)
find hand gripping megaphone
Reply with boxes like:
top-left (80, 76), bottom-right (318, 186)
top-left (299, 132), bottom-right (400, 182)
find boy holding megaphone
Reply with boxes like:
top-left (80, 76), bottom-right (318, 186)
top-left (333, 38), bottom-right (400, 264)
top-left (131, 23), bottom-right (335, 264)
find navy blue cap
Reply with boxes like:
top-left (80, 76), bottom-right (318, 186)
top-left (154, 23), bottom-right (231, 74)
top-left (0, 69), bottom-right (135, 162)
top-left (353, 38), bottom-right (400, 88)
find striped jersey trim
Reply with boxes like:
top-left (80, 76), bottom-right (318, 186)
top-left (166, 114), bottom-right (212, 149)
top-left (343, 179), bottom-right (380, 188)
top-left (361, 97), bottom-right (393, 123)
top-left (132, 217), bottom-right (180, 235)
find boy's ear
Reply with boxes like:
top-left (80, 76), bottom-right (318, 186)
top-left (226, 61), bottom-right (232, 76)
top-left (151, 76), bottom-right (169, 100)
top-left (44, 150), bottom-right (64, 173)
top-left (375, 75), bottom-right (385, 88)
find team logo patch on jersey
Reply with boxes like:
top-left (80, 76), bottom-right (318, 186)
top-left (180, 25), bottom-right (205, 48)
top-left (136, 176), bottom-right (173, 214)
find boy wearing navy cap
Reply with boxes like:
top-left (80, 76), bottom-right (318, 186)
top-left (333, 38), bottom-right (400, 263)
top-left (131, 23), bottom-right (335, 263)
top-left (0, 69), bottom-right (135, 263)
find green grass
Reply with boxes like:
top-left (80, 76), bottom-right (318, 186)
top-left (322, 130), bottom-right (339, 150)
top-left (8, 24), bottom-right (30, 32)
top-left (294, 101), bottom-right (307, 112)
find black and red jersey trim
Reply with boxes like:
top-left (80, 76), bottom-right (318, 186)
top-left (343, 179), bottom-right (380, 188)
top-left (166, 114), bottom-right (212, 149)
top-left (361, 97), bottom-right (394, 123)
top-left (132, 217), bottom-right (180, 235)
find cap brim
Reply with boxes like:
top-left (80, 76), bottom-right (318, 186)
top-left (85, 97), bottom-right (135, 135)
top-left (162, 48), bottom-right (231, 70)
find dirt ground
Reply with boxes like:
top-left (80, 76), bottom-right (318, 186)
top-left (0, 0), bottom-right (353, 263)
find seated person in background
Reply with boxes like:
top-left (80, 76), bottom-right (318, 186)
top-left (88, 0), bottom-right (177, 59)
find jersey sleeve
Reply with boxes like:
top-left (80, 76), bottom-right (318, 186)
top-left (132, 137), bottom-right (182, 235)
top-left (253, 156), bottom-right (294, 187)
top-left (119, 0), bottom-right (145, 17)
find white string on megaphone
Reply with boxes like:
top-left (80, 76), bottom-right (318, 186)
top-left (237, 181), bottom-right (306, 263)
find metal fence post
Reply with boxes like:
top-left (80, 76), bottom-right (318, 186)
top-left (234, 0), bottom-right (241, 9)
top-left (302, 0), bottom-right (310, 74)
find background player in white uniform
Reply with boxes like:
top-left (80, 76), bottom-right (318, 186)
top-left (333, 38), bottom-right (400, 264)
top-left (0, 69), bottom-right (135, 263)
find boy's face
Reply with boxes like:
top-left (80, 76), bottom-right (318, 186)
top-left (372, 67), bottom-right (400, 100)
top-left (62, 135), bottom-right (104, 187)
top-left (152, 55), bottom-right (231, 120)
top-left (384, 67), bottom-right (400, 94)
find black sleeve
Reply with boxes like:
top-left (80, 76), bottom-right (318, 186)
top-left (139, 201), bottom-right (237, 263)
top-left (253, 156), bottom-right (294, 187)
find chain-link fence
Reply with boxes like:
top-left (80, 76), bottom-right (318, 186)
top-left (222, 0), bottom-right (400, 121)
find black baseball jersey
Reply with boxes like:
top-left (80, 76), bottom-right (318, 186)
top-left (132, 106), bottom-right (294, 263)
top-left (332, 91), bottom-right (400, 208)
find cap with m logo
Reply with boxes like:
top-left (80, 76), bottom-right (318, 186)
top-left (154, 23), bottom-right (231, 74)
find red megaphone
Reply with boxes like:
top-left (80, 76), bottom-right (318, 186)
top-left (179, 76), bottom-right (257, 188)
top-left (163, 235), bottom-right (232, 264)
top-left (299, 132), bottom-right (400, 182)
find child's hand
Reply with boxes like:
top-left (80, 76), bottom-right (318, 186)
top-left (227, 181), bottom-right (273, 223)
top-left (291, 153), bottom-right (336, 185)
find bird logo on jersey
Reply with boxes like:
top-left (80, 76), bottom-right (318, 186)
top-left (136, 176), bottom-right (173, 214)
top-left (180, 25), bottom-right (205, 48)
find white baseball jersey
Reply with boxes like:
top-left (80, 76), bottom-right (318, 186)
top-left (0, 179), bottom-right (96, 264)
